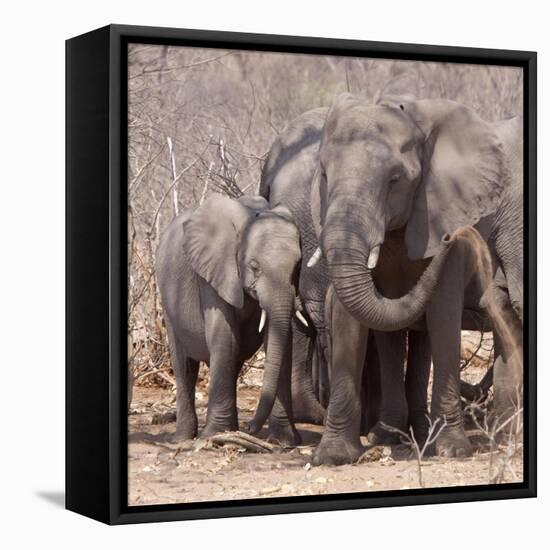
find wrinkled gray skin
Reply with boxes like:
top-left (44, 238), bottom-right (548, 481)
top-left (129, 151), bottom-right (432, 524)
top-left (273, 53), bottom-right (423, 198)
top-left (260, 108), bottom-right (330, 425)
top-left (260, 109), bottom-right (437, 444)
top-left (309, 94), bottom-right (520, 465)
top-left (462, 117), bottom-right (524, 424)
top-left (491, 180), bottom-right (524, 425)
top-left (156, 194), bottom-right (302, 445)
top-left (264, 94), bottom-right (517, 466)
top-left (490, 117), bottom-right (524, 325)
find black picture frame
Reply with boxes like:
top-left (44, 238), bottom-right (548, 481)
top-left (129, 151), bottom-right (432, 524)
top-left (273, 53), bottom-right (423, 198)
top-left (66, 24), bottom-right (537, 525)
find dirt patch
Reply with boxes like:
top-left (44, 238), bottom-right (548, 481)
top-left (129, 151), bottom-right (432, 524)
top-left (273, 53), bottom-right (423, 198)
top-left (128, 379), bottom-right (523, 506)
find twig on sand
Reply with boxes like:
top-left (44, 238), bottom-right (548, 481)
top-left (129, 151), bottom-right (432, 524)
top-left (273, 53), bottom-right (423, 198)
top-left (209, 431), bottom-right (275, 453)
top-left (374, 417), bottom-right (447, 488)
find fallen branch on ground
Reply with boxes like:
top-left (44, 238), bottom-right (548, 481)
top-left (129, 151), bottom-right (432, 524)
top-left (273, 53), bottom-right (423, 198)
top-left (209, 431), bottom-right (275, 453)
top-left (134, 366), bottom-right (172, 384)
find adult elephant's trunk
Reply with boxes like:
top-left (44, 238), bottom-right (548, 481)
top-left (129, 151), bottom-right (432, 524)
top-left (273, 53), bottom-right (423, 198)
top-left (323, 228), bottom-right (455, 331)
top-left (248, 294), bottom-right (293, 434)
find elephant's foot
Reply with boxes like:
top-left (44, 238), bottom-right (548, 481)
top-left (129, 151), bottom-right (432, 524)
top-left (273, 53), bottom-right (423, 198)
top-left (291, 397), bottom-right (326, 425)
top-left (312, 432), bottom-right (364, 466)
top-left (489, 407), bottom-right (523, 441)
top-left (267, 421), bottom-right (302, 448)
top-left (460, 380), bottom-right (487, 403)
top-left (367, 420), bottom-right (403, 446)
top-left (408, 413), bottom-right (429, 447)
top-left (435, 428), bottom-right (473, 458)
top-left (172, 420), bottom-right (198, 442)
top-left (152, 410), bottom-right (177, 425)
top-left (491, 387), bottom-right (523, 436)
top-left (200, 416), bottom-right (238, 438)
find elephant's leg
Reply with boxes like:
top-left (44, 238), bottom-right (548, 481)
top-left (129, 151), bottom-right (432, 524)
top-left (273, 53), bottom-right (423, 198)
top-left (307, 303), bottom-right (330, 408)
top-left (268, 331), bottom-right (302, 448)
top-left (426, 250), bottom-right (473, 457)
top-left (492, 334), bottom-right (523, 435)
top-left (201, 307), bottom-right (240, 437)
top-left (361, 335), bottom-right (380, 435)
top-left (311, 340), bottom-right (330, 407)
top-left (406, 330), bottom-right (431, 445)
top-left (460, 366), bottom-right (493, 403)
top-left (490, 280), bottom-right (523, 433)
top-left (312, 288), bottom-right (367, 466)
top-left (367, 330), bottom-right (407, 445)
top-left (312, 340), bottom-right (319, 401)
top-left (173, 357), bottom-right (200, 439)
top-left (165, 320), bottom-right (200, 440)
top-left (291, 325), bottom-right (326, 425)
top-left (316, 336), bottom-right (331, 408)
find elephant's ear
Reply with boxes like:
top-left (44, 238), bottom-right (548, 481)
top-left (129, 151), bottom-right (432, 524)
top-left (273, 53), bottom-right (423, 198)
top-left (400, 99), bottom-right (505, 260)
top-left (310, 166), bottom-right (327, 239)
top-left (182, 194), bottom-right (253, 308)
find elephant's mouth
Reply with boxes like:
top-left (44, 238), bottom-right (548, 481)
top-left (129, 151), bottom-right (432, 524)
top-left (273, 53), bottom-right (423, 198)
top-left (245, 280), bottom-right (258, 300)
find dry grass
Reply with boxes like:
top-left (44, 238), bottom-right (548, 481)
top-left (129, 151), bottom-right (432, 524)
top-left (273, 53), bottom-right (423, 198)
top-left (127, 44), bottom-right (522, 388)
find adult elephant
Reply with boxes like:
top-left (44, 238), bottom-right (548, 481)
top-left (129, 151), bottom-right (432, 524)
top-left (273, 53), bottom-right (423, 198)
top-left (260, 108), bottom-right (438, 441)
top-left (307, 93), bottom-right (515, 464)
top-left (156, 193), bottom-right (306, 445)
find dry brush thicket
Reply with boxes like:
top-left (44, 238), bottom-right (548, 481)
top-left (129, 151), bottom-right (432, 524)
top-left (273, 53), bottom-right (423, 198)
top-left (127, 44), bottom-right (522, 395)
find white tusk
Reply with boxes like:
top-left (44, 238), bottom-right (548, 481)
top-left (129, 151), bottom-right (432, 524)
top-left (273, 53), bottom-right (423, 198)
top-left (258, 309), bottom-right (267, 333)
top-left (307, 247), bottom-right (322, 268)
top-left (367, 245), bottom-right (380, 269)
top-left (295, 310), bottom-right (309, 327)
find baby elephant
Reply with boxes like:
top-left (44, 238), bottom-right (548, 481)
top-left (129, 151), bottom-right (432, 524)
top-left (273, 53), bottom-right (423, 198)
top-left (156, 193), bottom-right (305, 445)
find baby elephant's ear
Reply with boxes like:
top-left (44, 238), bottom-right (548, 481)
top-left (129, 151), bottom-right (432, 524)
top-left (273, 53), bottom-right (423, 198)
top-left (182, 194), bottom-right (253, 308)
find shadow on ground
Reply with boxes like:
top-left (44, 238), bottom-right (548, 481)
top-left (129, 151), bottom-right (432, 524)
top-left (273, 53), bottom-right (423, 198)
top-left (35, 491), bottom-right (65, 508)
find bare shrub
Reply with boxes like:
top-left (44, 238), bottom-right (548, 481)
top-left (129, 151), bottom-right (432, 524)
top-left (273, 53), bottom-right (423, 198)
top-left (378, 417), bottom-right (447, 488)
top-left (464, 394), bottom-right (523, 483)
top-left (127, 45), bottom-right (523, 392)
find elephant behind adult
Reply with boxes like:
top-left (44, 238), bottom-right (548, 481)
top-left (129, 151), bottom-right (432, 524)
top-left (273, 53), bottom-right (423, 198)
top-left (490, 116), bottom-right (523, 324)
top-left (156, 194), bottom-right (303, 444)
top-left (487, 116), bottom-right (524, 424)
top-left (308, 94), bottom-right (517, 464)
top-left (260, 107), bottom-right (331, 423)
top-left (461, 116), bottom-right (524, 424)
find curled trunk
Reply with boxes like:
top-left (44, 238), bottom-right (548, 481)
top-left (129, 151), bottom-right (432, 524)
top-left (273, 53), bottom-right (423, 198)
top-left (324, 230), bottom-right (455, 331)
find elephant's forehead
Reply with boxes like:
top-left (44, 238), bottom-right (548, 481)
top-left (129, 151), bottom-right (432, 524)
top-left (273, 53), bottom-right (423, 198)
top-left (242, 226), bottom-right (301, 271)
top-left (328, 103), bottom-right (413, 142)
top-left (248, 214), bottom-right (299, 241)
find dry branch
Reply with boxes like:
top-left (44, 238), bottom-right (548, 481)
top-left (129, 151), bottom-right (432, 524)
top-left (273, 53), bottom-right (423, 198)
top-left (209, 431), bottom-right (276, 453)
top-left (148, 145), bottom-right (208, 234)
top-left (377, 417), bottom-right (447, 488)
top-left (134, 366), bottom-right (173, 384)
top-left (127, 47), bottom-right (523, 390)
top-left (129, 52), bottom-right (232, 80)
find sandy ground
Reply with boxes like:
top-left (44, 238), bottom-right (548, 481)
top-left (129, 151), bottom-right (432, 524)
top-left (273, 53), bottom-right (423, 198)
top-left (128, 360), bottom-right (523, 506)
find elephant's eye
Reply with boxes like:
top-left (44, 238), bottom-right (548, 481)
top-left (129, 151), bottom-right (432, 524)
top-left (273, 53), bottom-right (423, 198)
top-left (389, 174), bottom-right (400, 185)
top-left (249, 260), bottom-right (261, 275)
